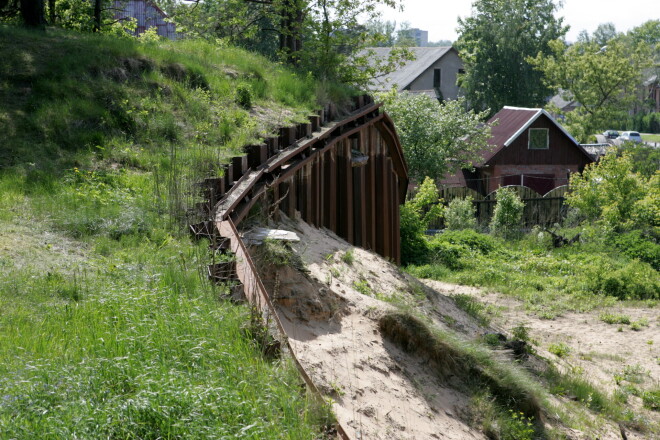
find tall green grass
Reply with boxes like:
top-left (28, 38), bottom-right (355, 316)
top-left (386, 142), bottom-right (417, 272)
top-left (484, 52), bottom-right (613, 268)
top-left (0, 235), bottom-right (330, 439)
top-left (407, 229), bottom-right (659, 318)
top-left (0, 27), bottom-right (343, 438)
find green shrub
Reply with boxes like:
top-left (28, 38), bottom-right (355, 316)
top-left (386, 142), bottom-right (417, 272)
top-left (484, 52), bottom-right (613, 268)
top-left (612, 230), bottom-right (660, 270)
top-left (400, 203), bottom-right (430, 265)
top-left (548, 342), bottom-right (571, 357)
top-left (599, 313), bottom-right (631, 325)
top-left (434, 229), bottom-right (499, 255)
top-left (489, 187), bottom-right (525, 238)
top-left (501, 410), bottom-right (535, 440)
top-left (341, 248), bottom-right (355, 265)
top-left (589, 261), bottom-right (660, 300)
top-left (642, 389), bottom-right (660, 411)
top-left (445, 196), bottom-right (477, 230)
top-left (235, 83), bottom-right (253, 109)
top-left (400, 177), bottom-right (443, 265)
top-left (427, 239), bottom-right (466, 269)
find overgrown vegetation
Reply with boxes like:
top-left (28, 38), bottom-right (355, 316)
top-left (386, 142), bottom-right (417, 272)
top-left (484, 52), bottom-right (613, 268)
top-left (403, 151), bottom-right (659, 317)
top-left (0, 27), bottom-right (340, 438)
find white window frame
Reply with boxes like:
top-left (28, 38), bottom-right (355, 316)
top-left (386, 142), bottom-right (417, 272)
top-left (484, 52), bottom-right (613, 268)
top-left (528, 128), bottom-right (549, 150)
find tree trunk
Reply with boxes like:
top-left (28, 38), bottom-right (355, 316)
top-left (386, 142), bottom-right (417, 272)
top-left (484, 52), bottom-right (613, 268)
top-left (20, 0), bottom-right (45, 27)
top-left (278, 0), bottom-right (303, 65)
top-left (93, 0), bottom-right (101, 32)
top-left (47, 0), bottom-right (54, 24)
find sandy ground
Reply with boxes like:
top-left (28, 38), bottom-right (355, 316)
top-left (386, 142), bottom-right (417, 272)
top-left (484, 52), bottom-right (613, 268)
top-left (255, 219), bottom-right (486, 440)
top-left (422, 280), bottom-right (660, 439)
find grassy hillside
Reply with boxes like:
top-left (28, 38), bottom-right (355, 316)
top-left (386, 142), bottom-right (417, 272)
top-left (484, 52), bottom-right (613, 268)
top-left (0, 25), bottom-right (347, 438)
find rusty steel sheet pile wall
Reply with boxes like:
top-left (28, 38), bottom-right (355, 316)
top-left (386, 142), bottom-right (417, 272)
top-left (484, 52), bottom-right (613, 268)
top-left (201, 95), bottom-right (408, 264)
top-left (190, 95), bottom-right (408, 440)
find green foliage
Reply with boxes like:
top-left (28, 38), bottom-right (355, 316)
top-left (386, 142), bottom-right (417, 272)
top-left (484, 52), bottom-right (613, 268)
top-left (587, 260), bottom-right (659, 300)
top-left (435, 229), bottom-right (499, 255)
top-left (489, 187), bottom-right (525, 238)
top-left (0, 212), bottom-right (328, 438)
top-left (427, 240), bottom-right (465, 270)
top-left (452, 294), bottom-right (491, 326)
top-left (529, 38), bottom-right (651, 141)
top-left (260, 239), bottom-right (297, 267)
top-left (599, 312), bottom-right (631, 325)
top-left (545, 367), bottom-right (614, 414)
top-left (235, 83), bottom-right (253, 109)
top-left (0, 27), bottom-right (334, 229)
top-left (456, 0), bottom-right (567, 115)
top-left (511, 323), bottom-right (531, 343)
top-left (406, 227), bottom-right (660, 317)
top-left (381, 91), bottom-right (493, 181)
top-left (548, 342), bottom-right (571, 357)
top-left (566, 152), bottom-right (658, 230)
top-left (445, 196), bottom-right (477, 230)
top-left (161, 0), bottom-right (408, 86)
top-left (618, 143), bottom-right (660, 178)
top-left (612, 230), bottom-right (660, 270)
top-left (501, 410), bottom-right (535, 440)
top-left (642, 389), bottom-right (660, 411)
top-left (400, 177), bottom-right (444, 265)
top-left (341, 249), bottom-right (355, 265)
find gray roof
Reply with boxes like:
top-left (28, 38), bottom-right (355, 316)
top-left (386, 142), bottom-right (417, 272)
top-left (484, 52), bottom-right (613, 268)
top-left (549, 89), bottom-right (578, 110)
top-left (644, 74), bottom-right (658, 87)
top-left (362, 46), bottom-right (454, 91)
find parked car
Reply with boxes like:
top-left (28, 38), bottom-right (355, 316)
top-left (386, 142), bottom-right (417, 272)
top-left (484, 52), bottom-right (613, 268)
top-left (619, 131), bottom-right (643, 143)
top-left (603, 130), bottom-right (619, 139)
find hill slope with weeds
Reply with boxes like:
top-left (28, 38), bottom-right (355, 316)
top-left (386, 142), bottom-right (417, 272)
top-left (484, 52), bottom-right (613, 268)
top-left (0, 25), bottom-right (346, 438)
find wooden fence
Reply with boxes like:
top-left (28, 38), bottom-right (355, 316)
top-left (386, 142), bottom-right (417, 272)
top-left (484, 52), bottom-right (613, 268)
top-left (429, 185), bottom-right (569, 229)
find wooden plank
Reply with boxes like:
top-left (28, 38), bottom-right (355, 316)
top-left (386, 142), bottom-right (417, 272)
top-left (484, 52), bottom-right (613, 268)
top-left (309, 156), bottom-right (320, 226)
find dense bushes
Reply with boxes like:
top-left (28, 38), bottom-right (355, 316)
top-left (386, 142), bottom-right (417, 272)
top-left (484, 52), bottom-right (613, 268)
top-left (435, 229), bottom-right (499, 255)
top-left (400, 177), bottom-right (443, 265)
top-left (587, 260), bottom-right (660, 300)
top-left (567, 152), bottom-right (658, 230)
top-left (612, 230), bottom-right (660, 270)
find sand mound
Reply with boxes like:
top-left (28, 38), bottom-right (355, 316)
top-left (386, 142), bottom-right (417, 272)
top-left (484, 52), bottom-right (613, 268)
top-left (249, 218), bottom-right (487, 440)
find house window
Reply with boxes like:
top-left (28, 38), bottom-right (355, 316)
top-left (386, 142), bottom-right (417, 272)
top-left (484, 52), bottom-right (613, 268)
top-left (528, 128), bottom-right (549, 149)
top-left (433, 69), bottom-right (441, 88)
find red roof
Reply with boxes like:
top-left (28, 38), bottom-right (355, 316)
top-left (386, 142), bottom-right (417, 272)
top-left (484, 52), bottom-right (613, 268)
top-left (476, 106), bottom-right (582, 166)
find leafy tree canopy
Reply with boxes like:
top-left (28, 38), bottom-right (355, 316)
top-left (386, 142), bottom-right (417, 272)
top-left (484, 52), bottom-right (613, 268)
top-left (529, 38), bottom-right (651, 142)
top-left (456, 0), bottom-right (567, 116)
top-left (380, 91), bottom-right (493, 182)
top-left (159, 0), bottom-right (411, 86)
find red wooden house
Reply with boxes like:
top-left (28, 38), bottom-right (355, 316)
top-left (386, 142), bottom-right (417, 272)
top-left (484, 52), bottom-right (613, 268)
top-left (445, 106), bottom-right (594, 196)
